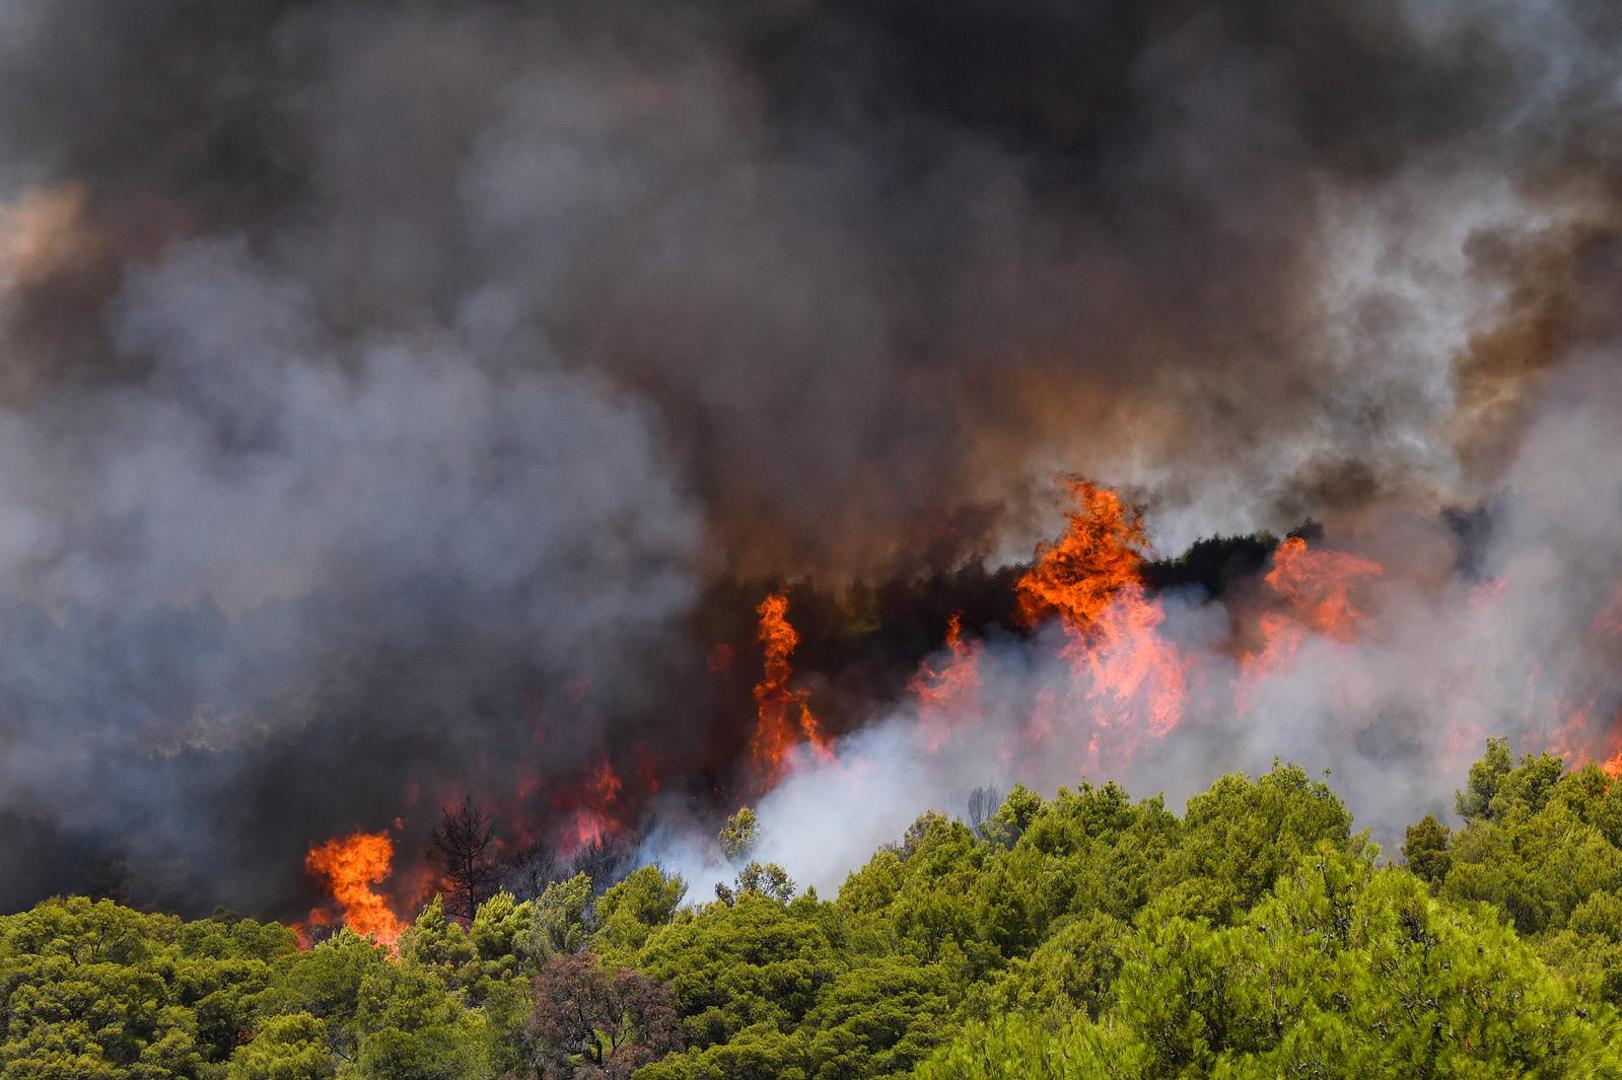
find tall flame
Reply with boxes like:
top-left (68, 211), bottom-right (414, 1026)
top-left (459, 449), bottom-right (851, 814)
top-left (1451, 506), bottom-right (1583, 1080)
top-left (752, 590), bottom-right (832, 780)
top-left (1081, 585), bottom-right (1186, 739)
top-left (284, 480), bottom-right (1622, 931)
top-left (303, 831), bottom-right (406, 947)
top-left (1016, 479), bottom-right (1187, 767)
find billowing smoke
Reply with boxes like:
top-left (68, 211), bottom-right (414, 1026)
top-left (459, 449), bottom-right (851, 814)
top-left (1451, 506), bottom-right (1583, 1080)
top-left (0, 0), bottom-right (1620, 916)
top-left (708, 361), bottom-right (1622, 892)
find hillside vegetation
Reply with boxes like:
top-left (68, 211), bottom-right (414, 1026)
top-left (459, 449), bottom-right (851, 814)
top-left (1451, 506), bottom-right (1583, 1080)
top-left (5, 740), bottom-right (1622, 1078)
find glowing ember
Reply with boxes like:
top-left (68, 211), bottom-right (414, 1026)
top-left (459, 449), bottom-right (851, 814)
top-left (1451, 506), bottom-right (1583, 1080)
top-left (303, 831), bottom-right (406, 947)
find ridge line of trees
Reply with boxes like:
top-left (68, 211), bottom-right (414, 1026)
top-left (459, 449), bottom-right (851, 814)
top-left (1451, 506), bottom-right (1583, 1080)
top-left (6, 739), bottom-right (1622, 1077)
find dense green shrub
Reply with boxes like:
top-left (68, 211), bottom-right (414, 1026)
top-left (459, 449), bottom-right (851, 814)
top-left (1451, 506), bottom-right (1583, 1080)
top-left (5, 749), bottom-right (1622, 1078)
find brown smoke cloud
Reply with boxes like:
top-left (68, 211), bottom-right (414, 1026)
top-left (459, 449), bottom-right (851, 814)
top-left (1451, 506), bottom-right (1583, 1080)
top-left (0, 0), bottom-right (1619, 914)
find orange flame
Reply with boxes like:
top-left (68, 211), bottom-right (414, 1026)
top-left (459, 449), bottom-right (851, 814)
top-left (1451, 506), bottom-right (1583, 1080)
top-left (1081, 585), bottom-right (1186, 739)
top-left (1017, 479), bottom-right (1187, 765)
top-left (1235, 536), bottom-right (1384, 715)
top-left (551, 753), bottom-right (630, 856)
top-left (1590, 594), bottom-right (1622, 771)
top-left (1242, 537), bottom-right (1383, 674)
top-left (1262, 537), bottom-right (1384, 641)
top-left (909, 612), bottom-right (982, 751)
top-left (303, 831), bottom-right (406, 947)
top-left (1550, 585), bottom-right (1622, 768)
top-left (1016, 479), bottom-right (1146, 635)
top-left (752, 590), bottom-right (832, 780)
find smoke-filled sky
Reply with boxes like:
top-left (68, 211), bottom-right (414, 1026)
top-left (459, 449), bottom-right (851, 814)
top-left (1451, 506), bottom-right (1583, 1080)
top-left (1, 0), bottom-right (1620, 917)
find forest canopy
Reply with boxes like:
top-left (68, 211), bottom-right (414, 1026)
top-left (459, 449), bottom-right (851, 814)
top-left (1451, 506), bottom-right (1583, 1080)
top-left (4, 741), bottom-right (1622, 1078)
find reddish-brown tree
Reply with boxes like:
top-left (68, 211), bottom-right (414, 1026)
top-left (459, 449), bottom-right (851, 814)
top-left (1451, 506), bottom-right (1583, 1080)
top-left (527, 952), bottom-right (682, 1079)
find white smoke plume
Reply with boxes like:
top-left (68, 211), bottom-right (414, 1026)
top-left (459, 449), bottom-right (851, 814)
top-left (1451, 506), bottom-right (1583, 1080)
top-left (0, 0), bottom-right (1620, 915)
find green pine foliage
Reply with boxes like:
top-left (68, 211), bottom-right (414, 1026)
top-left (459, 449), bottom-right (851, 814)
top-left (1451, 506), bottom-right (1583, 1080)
top-left (5, 749), bottom-right (1622, 1078)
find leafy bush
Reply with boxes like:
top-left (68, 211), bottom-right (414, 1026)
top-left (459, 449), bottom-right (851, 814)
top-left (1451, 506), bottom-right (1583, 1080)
top-left (6, 749), bottom-right (1622, 1078)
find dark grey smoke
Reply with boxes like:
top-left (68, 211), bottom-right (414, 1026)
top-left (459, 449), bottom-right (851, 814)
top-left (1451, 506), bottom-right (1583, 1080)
top-left (0, 0), bottom-right (1619, 914)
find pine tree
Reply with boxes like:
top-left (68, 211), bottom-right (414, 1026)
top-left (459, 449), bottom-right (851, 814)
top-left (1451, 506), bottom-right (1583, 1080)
top-left (430, 797), bottom-right (500, 923)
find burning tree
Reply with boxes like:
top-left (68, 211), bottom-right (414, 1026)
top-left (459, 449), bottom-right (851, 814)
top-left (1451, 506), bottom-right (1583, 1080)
top-left (302, 830), bottom-right (406, 946)
top-left (429, 796), bottom-right (500, 923)
top-left (751, 590), bottom-right (832, 781)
